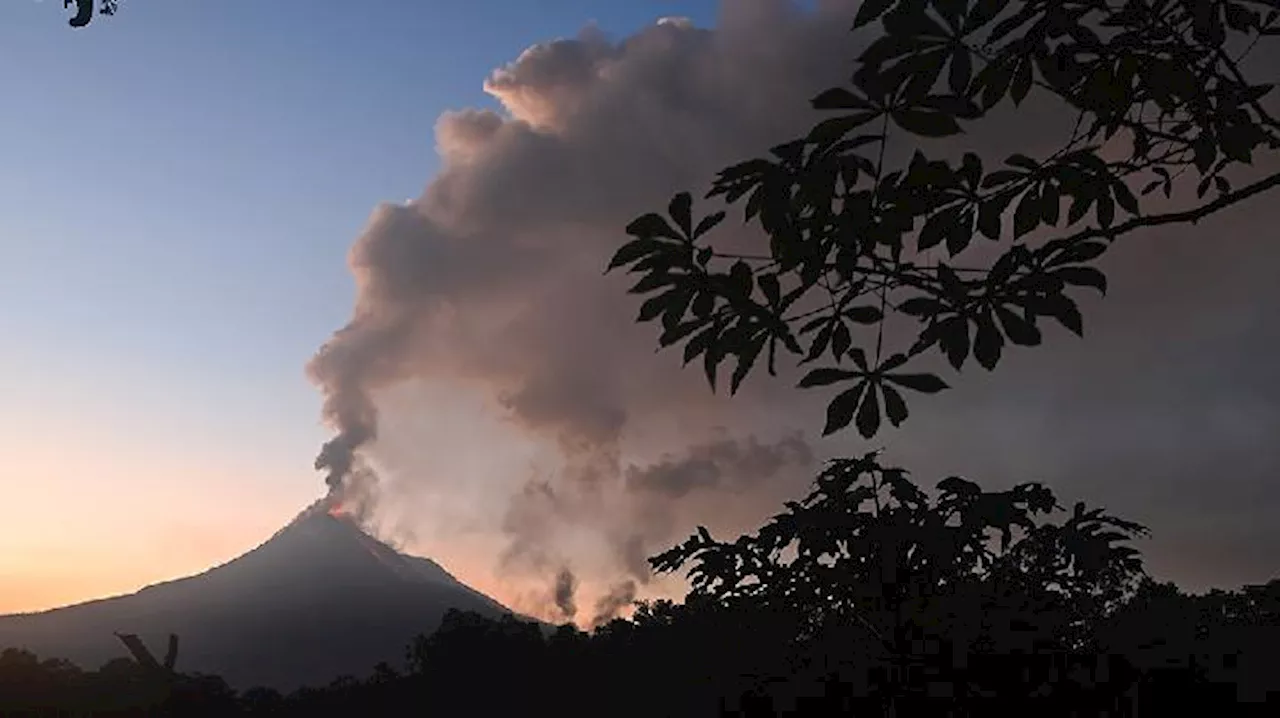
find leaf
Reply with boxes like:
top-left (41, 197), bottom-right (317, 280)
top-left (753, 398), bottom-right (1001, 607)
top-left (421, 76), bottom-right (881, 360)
top-left (1010, 58), bottom-right (1033, 105)
top-left (899, 297), bottom-right (942, 317)
top-left (1040, 182), bottom-right (1061, 225)
top-left (668, 193), bottom-right (693, 237)
top-left (853, 0), bottom-right (895, 28)
top-left (703, 338), bottom-right (721, 391)
top-left (628, 271), bottom-right (676, 295)
top-left (607, 239), bottom-right (664, 272)
top-left (1055, 267), bottom-right (1108, 295)
top-left (946, 207), bottom-right (976, 255)
top-left (844, 305), bottom-right (884, 324)
top-left (638, 291), bottom-right (677, 322)
top-left (885, 373), bottom-right (950, 393)
top-left (856, 383), bottom-right (881, 438)
top-left (831, 321), bottom-right (852, 360)
top-left (939, 316), bottom-right (969, 369)
top-left (807, 114), bottom-right (870, 147)
top-left (1096, 195), bottom-right (1115, 229)
top-left (625, 213), bottom-right (683, 241)
top-left (798, 368), bottom-right (861, 388)
top-left (948, 47), bottom-right (972, 95)
top-left (683, 327), bottom-right (716, 364)
top-left (966, 0), bottom-right (1006, 32)
top-left (730, 335), bottom-right (766, 396)
top-left (758, 273), bottom-right (781, 307)
top-left (995, 306), bottom-right (1042, 346)
top-left (823, 385), bottom-right (866, 436)
top-left (881, 383), bottom-right (909, 426)
top-left (919, 206), bottom-right (958, 251)
top-left (979, 60), bottom-right (1015, 110)
top-left (812, 87), bottom-right (872, 110)
top-left (973, 312), bottom-right (1003, 370)
top-left (660, 289), bottom-right (693, 331)
top-left (891, 110), bottom-right (962, 137)
top-left (691, 291), bottom-right (717, 318)
top-left (1013, 188), bottom-right (1041, 238)
top-left (693, 211), bottom-right (726, 240)
top-left (1029, 294), bottom-right (1083, 336)
top-left (729, 261), bottom-right (754, 297)
top-left (660, 318), bottom-right (705, 347)
top-left (1112, 181), bottom-right (1139, 216)
top-left (977, 199), bottom-right (1003, 240)
top-left (803, 324), bottom-right (833, 364)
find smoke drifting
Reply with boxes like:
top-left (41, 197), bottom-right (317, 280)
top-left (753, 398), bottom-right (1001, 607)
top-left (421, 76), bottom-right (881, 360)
top-left (590, 581), bottom-right (638, 629)
top-left (626, 434), bottom-right (813, 499)
top-left (304, 0), bottom-right (854, 620)
top-left (553, 567), bottom-right (578, 621)
top-left (306, 0), bottom-right (1280, 618)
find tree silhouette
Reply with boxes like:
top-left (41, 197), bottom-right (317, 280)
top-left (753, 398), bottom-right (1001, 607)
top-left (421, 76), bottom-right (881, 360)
top-left (648, 452), bottom-right (1150, 713)
top-left (608, 0), bottom-right (1280, 440)
top-left (604, 2), bottom-right (1280, 712)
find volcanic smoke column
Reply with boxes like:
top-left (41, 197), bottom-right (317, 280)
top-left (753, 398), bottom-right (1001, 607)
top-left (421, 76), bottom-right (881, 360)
top-left (306, 275), bottom-right (415, 505)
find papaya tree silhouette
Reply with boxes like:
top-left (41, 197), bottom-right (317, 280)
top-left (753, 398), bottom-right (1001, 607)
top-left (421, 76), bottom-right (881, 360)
top-left (607, 0), bottom-right (1280, 440)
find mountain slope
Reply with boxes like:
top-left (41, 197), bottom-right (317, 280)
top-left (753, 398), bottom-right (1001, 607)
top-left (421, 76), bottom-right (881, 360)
top-left (0, 505), bottom-right (512, 691)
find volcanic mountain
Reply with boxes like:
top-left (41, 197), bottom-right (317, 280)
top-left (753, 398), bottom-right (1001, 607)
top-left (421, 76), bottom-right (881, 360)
top-left (0, 503), bottom-right (513, 691)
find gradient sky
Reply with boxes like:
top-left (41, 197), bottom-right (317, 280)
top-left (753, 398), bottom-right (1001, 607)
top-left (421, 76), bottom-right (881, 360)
top-left (0, 0), bottom-right (719, 614)
top-left (2, 0), bottom-right (1276, 619)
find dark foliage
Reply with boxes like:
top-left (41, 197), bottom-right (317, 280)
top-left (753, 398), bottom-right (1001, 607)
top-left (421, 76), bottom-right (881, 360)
top-left (60, 0), bottom-right (118, 28)
top-left (2, 467), bottom-right (1277, 715)
top-left (2, 565), bottom-right (1278, 716)
top-left (607, 0), bottom-right (1280, 440)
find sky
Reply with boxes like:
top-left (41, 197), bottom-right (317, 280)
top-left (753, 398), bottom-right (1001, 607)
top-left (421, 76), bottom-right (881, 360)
top-left (1, 0), bottom-right (1277, 619)
top-left (0, 0), bottom-right (711, 614)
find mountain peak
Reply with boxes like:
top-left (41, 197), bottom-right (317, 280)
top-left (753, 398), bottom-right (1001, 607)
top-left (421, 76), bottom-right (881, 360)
top-left (0, 498), bottom-right (512, 690)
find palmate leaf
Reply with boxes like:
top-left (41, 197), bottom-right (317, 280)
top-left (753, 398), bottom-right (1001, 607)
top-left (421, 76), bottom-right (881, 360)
top-left (884, 373), bottom-right (949, 393)
top-left (625, 213), bottom-right (682, 242)
top-left (823, 383), bottom-right (868, 436)
top-left (668, 192), bottom-right (693, 237)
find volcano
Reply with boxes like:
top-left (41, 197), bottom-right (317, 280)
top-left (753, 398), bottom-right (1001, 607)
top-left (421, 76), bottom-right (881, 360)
top-left (0, 504), bottom-right (513, 691)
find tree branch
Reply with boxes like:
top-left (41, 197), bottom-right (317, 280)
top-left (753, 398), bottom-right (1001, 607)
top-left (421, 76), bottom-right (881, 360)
top-left (1061, 169), bottom-right (1280, 245)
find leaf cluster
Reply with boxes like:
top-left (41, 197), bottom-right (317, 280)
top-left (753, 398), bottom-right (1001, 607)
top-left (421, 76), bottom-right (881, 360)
top-left (609, 0), bottom-right (1280, 439)
top-left (649, 452), bottom-right (1150, 656)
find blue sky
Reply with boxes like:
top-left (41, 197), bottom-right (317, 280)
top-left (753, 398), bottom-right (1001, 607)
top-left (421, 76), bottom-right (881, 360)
top-left (0, 0), bottom-right (718, 611)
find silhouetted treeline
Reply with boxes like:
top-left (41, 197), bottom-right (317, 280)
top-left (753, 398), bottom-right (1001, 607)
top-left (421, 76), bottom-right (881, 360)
top-left (2, 576), bottom-right (1277, 717)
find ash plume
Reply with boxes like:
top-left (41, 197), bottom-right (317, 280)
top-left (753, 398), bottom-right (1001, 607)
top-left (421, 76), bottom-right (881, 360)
top-left (304, 0), bottom-right (1280, 608)
top-left (303, 0), bottom-right (856, 515)
top-left (553, 567), bottom-right (578, 621)
top-left (589, 581), bottom-right (638, 629)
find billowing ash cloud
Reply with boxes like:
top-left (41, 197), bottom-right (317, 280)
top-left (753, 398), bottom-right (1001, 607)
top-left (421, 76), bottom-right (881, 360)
top-left (309, 0), bottom-right (1280, 617)
top-left (626, 433), bottom-right (813, 499)
top-left (589, 580), bottom-right (639, 629)
top-left (304, 0), bottom-right (855, 616)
